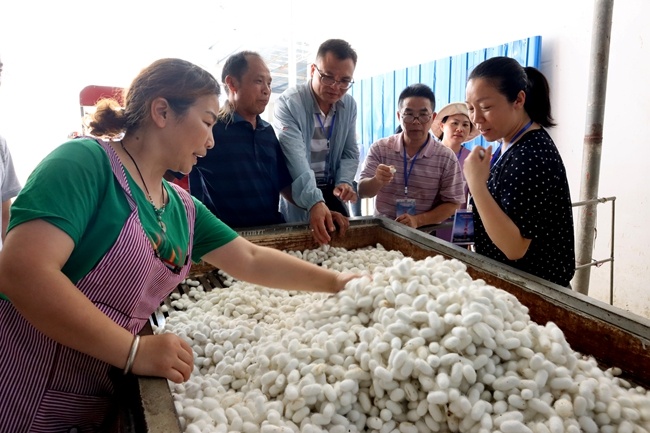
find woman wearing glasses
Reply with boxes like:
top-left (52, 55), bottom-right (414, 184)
top-left (463, 56), bottom-right (575, 287)
top-left (0, 58), bottom-right (358, 432)
top-left (358, 83), bottom-right (465, 229)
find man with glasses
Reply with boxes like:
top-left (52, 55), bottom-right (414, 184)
top-left (358, 84), bottom-right (464, 229)
top-left (273, 39), bottom-right (359, 245)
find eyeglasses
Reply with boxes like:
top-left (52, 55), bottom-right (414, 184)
top-left (400, 112), bottom-right (433, 124)
top-left (314, 66), bottom-right (354, 89)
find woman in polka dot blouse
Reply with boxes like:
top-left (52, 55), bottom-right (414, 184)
top-left (463, 56), bottom-right (575, 287)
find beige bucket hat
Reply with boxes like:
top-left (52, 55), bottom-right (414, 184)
top-left (431, 102), bottom-right (480, 142)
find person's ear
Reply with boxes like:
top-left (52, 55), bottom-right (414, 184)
top-left (224, 75), bottom-right (238, 94)
top-left (151, 97), bottom-right (170, 128)
top-left (515, 90), bottom-right (526, 109)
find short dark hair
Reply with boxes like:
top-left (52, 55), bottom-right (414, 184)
top-left (398, 84), bottom-right (436, 112)
top-left (316, 39), bottom-right (358, 66)
top-left (221, 51), bottom-right (262, 95)
top-left (468, 56), bottom-right (555, 127)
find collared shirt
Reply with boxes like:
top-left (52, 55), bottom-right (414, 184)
top-left (189, 112), bottom-right (292, 228)
top-left (360, 133), bottom-right (464, 219)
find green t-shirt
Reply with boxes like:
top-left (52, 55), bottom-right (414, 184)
top-left (7, 138), bottom-right (238, 285)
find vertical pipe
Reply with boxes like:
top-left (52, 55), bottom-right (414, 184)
top-left (572, 0), bottom-right (614, 295)
top-left (609, 198), bottom-right (615, 304)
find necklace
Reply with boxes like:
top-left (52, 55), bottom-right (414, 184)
top-left (120, 140), bottom-right (167, 232)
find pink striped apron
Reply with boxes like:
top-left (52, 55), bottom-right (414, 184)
top-left (0, 140), bottom-right (195, 432)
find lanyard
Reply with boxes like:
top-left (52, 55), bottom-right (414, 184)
top-left (402, 136), bottom-right (429, 195)
top-left (316, 112), bottom-right (336, 148)
top-left (493, 120), bottom-right (533, 167)
top-left (508, 120), bottom-right (533, 146)
top-left (490, 144), bottom-right (502, 167)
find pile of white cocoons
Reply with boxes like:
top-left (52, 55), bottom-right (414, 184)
top-left (158, 244), bottom-right (650, 433)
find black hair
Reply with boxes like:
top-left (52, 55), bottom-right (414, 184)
top-left (88, 58), bottom-right (220, 138)
top-left (468, 56), bottom-right (555, 127)
top-left (316, 39), bottom-right (358, 66)
top-left (221, 51), bottom-right (261, 95)
top-left (219, 51), bottom-right (264, 122)
top-left (398, 83), bottom-right (436, 112)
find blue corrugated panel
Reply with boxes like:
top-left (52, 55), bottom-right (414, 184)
top-left (353, 36), bottom-right (542, 153)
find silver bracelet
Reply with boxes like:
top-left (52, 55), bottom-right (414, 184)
top-left (123, 335), bottom-right (141, 375)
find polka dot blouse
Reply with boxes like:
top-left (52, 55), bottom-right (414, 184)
top-left (472, 129), bottom-right (575, 287)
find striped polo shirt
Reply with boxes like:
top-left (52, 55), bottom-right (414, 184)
top-left (360, 133), bottom-right (464, 219)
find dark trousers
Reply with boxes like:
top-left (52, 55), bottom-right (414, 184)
top-left (317, 183), bottom-right (349, 217)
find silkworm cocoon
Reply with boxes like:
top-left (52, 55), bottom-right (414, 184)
top-left (385, 400), bottom-right (403, 415)
top-left (404, 336), bottom-right (425, 350)
top-left (621, 407), bottom-right (641, 421)
top-left (260, 423), bottom-right (294, 433)
top-left (554, 398), bottom-right (573, 418)
top-left (374, 366), bottom-right (393, 383)
top-left (414, 358), bottom-right (433, 376)
top-left (394, 293), bottom-right (414, 307)
top-left (462, 364), bottom-right (477, 384)
top-left (578, 415), bottom-right (599, 433)
top-left (387, 322), bottom-right (410, 336)
top-left (427, 391), bottom-right (449, 405)
top-left (503, 337), bottom-right (521, 350)
top-left (549, 376), bottom-right (574, 391)
top-left (493, 376), bottom-right (520, 391)
top-left (461, 312), bottom-right (483, 327)
top-left (449, 362), bottom-right (463, 387)
top-left (606, 400), bottom-right (621, 420)
top-left (494, 411), bottom-right (524, 427)
top-left (507, 394), bottom-right (526, 410)
top-left (500, 420), bottom-right (533, 433)
top-left (379, 408), bottom-right (392, 422)
top-left (284, 384), bottom-right (299, 401)
top-left (436, 372), bottom-right (450, 390)
top-left (399, 359), bottom-right (414, 378)
top-left (470, 400), bottom-right (489, 421)
top-left (494, 347), bottom-right (511, 360)
top-left (367, 416), bottom-right (383, 430)
top-left (573, 395), bottom-right (588, 416)
top-left (520, 388), bottom-right (534, 400)
top-left (404, 382), bottom-right (418, 401)
top-left (399, 422), bottom-right (418, 433)
top-left (300, 383), bottom-right (322, 398)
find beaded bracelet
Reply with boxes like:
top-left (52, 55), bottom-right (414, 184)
top-left (123, 335), bottom-right (141, 375)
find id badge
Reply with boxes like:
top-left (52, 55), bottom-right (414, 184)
top-left (395, 198), bottom-right (416, 217)
top-left (451, 210), bottom-right (475, 245)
